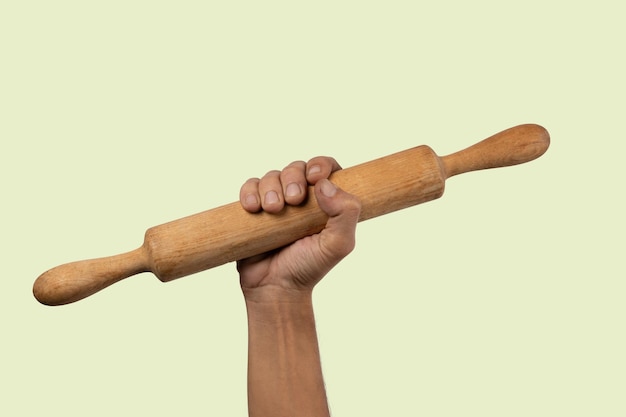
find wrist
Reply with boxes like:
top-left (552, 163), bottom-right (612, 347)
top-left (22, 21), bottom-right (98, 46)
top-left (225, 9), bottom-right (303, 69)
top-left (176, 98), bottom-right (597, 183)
top-left (242, 285), bottom-right (314, 305)
top-left (244, 288), bottom-right (315, 324)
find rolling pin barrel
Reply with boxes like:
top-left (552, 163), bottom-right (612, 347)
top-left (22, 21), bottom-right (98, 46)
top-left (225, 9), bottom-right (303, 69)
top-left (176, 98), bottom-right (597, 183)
top-left (33, 124), bottom-right (549, 306)
top-left (146, 144), bottom-right (446, 282)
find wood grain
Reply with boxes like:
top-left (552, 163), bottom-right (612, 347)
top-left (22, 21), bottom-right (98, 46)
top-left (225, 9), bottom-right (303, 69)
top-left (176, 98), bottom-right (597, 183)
top-left (33, 124), bottom-right (549, 305)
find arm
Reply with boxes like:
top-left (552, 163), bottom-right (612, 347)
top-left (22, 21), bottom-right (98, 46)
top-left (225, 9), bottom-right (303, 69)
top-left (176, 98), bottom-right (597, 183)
top-left (237, 158), bottom-right (361, 417)
top-left (244, 291), bottom-right (328, 417)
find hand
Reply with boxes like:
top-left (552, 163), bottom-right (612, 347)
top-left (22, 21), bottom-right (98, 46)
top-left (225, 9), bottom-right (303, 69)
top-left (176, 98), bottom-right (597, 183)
top-left (237, 157), bottom-right (361, 301)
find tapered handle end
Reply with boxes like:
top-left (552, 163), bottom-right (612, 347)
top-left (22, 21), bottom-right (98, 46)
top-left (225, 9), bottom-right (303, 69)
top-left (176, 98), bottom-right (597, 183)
top-left (33, 247), bottom-right (149, 306)
top-left (442, 124), bottom-right (550, 178)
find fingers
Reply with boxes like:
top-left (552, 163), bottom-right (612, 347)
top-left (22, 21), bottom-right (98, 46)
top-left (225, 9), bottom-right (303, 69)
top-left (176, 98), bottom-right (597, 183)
top-left (240, 157), bottom-right (341, 213)
top-left (280, 161), bottom-right (307, 206)
top-left (306, 156), bottom-right (342, 185)
top-left (240, 178), bottom-right (262, 212)
top-left (257, 170), bottom-right (284, 213)
top-left (240, 170), bottom-right (285, 214)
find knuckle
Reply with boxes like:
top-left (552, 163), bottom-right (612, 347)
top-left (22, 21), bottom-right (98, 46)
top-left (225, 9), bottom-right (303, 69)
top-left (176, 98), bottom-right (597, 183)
top-left (285, 160), bottom-right (306, 169)
top-left (241, 177), bottom-right (260, 191)
top-left (343, 194), bottom-right (362, 216)
top-left (263, 169), bottom-right (281, 179)
top-left (280, 161), bottom-right (306, 178)
top-left (325, 235), bottom-right (356, 260)
top-left (259, 170), bottom-right (282, 192)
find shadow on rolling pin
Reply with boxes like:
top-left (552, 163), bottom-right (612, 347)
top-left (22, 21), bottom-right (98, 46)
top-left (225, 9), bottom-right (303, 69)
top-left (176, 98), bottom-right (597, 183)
top-left (33, 124), bottom-right (550, 306)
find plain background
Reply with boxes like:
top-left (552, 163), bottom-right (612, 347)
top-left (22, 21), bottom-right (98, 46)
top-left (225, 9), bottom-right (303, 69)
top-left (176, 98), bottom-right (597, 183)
top-left (2, 1), bottom-right (624, 415)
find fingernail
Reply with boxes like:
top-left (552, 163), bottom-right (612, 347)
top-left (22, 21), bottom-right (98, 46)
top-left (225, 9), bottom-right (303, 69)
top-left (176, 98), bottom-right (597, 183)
top-left (308, 165), bottom-right (321, 175)
top-left (320, 179), bottom-right (337, 197)
top-left (265, 190), bottom-right (279, 205)
top-left (245, 194), bottom-right (258, 206)
top-left (286, 183), bottom-right (301, 197)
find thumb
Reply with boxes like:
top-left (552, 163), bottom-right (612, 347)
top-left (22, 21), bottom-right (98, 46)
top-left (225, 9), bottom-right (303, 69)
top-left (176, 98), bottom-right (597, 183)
top-left (314, 179), bottom-right (362, 261)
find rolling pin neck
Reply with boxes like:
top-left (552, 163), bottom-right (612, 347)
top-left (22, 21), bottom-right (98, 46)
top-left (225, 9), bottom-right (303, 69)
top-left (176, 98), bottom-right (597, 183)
top-left (440, 124), bottom-right (550, 179)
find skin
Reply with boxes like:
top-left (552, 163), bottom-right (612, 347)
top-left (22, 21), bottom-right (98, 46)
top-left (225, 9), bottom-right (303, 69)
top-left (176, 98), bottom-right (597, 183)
top-left (237, 157), bottom-right (361, 417)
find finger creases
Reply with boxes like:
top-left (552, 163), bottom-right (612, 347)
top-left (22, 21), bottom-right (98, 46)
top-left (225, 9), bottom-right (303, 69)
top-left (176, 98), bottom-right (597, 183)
top-left (259, 170), bottom-right (284, 213)
top-left (280, 161), bottom-right (307, 205)
top-left (240, 178), bottom-right (261, 212)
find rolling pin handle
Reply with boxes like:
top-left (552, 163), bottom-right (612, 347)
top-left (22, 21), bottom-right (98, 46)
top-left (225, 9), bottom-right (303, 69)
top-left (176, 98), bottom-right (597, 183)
top-left (33, 247), bottom-right (149, 306)
top-left (440, 124), bottom-right (550, 179)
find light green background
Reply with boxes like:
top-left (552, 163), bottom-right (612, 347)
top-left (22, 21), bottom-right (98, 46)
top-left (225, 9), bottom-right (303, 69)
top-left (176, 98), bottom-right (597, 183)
top-left (2, 1), bottom-right (624, 416)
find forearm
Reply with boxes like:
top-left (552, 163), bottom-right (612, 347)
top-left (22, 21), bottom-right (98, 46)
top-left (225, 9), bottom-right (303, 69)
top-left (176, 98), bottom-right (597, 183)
top-left (245, 291), bottom-right (330, 417)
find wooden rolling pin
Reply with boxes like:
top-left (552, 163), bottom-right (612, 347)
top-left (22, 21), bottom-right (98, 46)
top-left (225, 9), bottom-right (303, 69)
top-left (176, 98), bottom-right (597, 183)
top-left (33, 124), bottom-right (550, 306)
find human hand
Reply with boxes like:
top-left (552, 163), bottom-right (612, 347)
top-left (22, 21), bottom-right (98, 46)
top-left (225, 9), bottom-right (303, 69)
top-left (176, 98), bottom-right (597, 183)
top-left (237, 157), bottom-right (361, 302)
